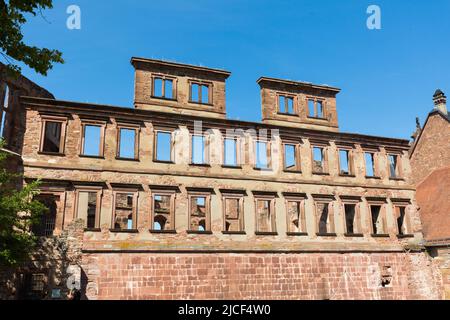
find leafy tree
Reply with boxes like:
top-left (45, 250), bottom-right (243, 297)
top-left (0, 0), bottom-right (64, 76)
top-left (0, 139), bottom-right (46, 267)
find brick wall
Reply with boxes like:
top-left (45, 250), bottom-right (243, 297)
top-left (82, 252), bottom-right (442, 300)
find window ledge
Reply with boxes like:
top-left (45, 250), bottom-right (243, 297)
top-left (287, 232), bottom-right (308, 236)
top-left (221, 165), bottom-right (242, 169)
top-left (371, 233), bottom-right (390, 238)
top-left (38, 151), bottom-right (65, 157)
top-left (153, 160), bottom-right (175, 164)
top-left (109, 229), bottom-right (139, 233)
top-left (190, 163), bottom-right (211, 167)
top-left (339, 173), bottom-right (356, 177)
top-left (397, 234), bottom-right (414, 239)
top-left (253, 167), bottom-right (273, 172)
top-left (222, 231), bottom-right (246, 235)
top-left (115, 157), bottom-right (140, 162)
top-left (151, 95), bottom-right (177, 102)
top-left (344, 233), bottom-right (364, 238)
top-left (79, 155), bottom-right (105, 160)
top-left (316, 233), bottom-right (337, 237)
top-left (389, 177), bottom-right (405, 181)
top-left (365, 176), bottom-right (381, 180)
top-left (187, 230), bottom-right (213, 235)
top-left (84, 228), bottom-right (101, 232)
top-left (307, 116), bottom-right (328, 121)
top-left (255, 232), bottom-right (278, 236)
top-left (277, 112), bottom-right (299, 116)
top-left (313, 171), bottom-right (330, 176)
top-left (283, 169), bottom-right (302, 174)
top-left (188, 101), bottom-right (214, 107)
top-left (149, 229), bottom-right (177, 234)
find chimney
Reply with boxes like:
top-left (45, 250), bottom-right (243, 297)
top-left (433, 89), bottom-right (447, 114)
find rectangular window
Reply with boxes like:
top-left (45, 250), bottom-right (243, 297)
top-left (287, 200), bottom-right (306, 234)
top-left (308, 99), bottom-right (325, 118)
top-left (255, 141), bottom-right (270, 169)
top-left (155, 131), bottom-right (172, 162)
top-left (344, 203), bottom-right (360, 235)
top-left (316, 201), bottom-right (334, 235)
top-left (224, 137), bottom-right (238, 167)
top-left (388, 154), bottom-right (401, 179)
top-left (284, 144), bottom-right (300, 171)
top-left (395, 206), bottom-right (411, 236)
top-left (370, 204), bottom-right (387, 235)
top-left (1, 84), bottom-right (9, 139)
top-left (278, 95), bottom-right (295, 114)
top-left (151, 191), bottom-right (175, 232)
top-left (76, 190), bottom-right (101, 229)
top-left (365, 152), bottom-right (376, 177)
top-left (113, 192), bottom-right (136, 231)
top-left (32, 195), bottom-right (58, 237)
top-left (255, 199), bottom-right (275, 233)
top-left (312, 146), bottom-right (326, 173)
top-left (188, 193), bottom-right (211, 232)
top-left (81, 124), bottom-right (104, 157)
top-left (191, 135), bottom-right (208, 165)
top-left (153, 77), bottom-right (174, 99)
top-left (190, 82), bottom-right (210, 104)
top-left (223, 195), bottom-right (244, 233)
top-left (117, 126), bottom-right (139, 160)
top-left (40, 117), bottom-right (67, 154)
top-left (339, 149), bottom-right (352, 175)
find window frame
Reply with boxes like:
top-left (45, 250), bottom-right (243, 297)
top-left (111, 189), bottom-right (139, 232)
top-left (221, 190), bottom-right (246, 234)
top-left (282, 142), bottom-right (302, 173)
top-left (277, 93), bottom-right (296, 115)
top-left (337, 147), bottom-right (355, 177)
top-left (187, 190), bottom-right (212, 234)
top-left (149, 188), bottom-right (177, 233)
top-left (73, 186), bottom-right (103, 231)
top-left (340, 196), bottom-right (363, 237)
top-left (253, 193), bottom-right (277, 235)
top-left (222, 135), bottom-right (241, 168)
top-left (188, 80), bottom-right (213, 105)
top-left (116, 123), bottom-right (140, 161)
top-left (153, 129), bottom-right (175, 163)
top-left (190, 133), bottom-right (210, 166)
top-left (306, 97), bottom-right (327, 119)
top-left (367, 198), bottom-right (389, 237)
top-left (313, 196), bottom-right (336, 237)
top-left (253, 139), bottom-right (272, 170)
top-left (387, 153), bottom-right (403, 180)
top-left (284, 193), bottom-right (307, 236)
top-left (151, 74), bottom-right (177, 100)
top-left (311, 144), bottom-right (329, 175)
top-left (39, 115), bottom-right (67, 155)
top-left (79, 120), bottom-right (106, 158)
top-left (392, 199), bottom-right (413, 238)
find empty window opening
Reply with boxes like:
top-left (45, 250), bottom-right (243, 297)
top-left (76, 191), bottom-right (99, 229)
top-left (118, 128), bottom-right (137, 159)
top-left (42, 121), bottom-right (62, 153)
top-left (308, 99), bottom-right (325, 118)
top-left (287, 201), bottom-right (306, 233)
top-left (388, 154), bottom-right (401, 178)
top-left (113, 193), bottom-right (135, 230)
top-left (284, 144), bottom-right (299, 171)
top-left (153, 77), bottom-right (173, 99)
top-left (365, 152), bottom-right (376, 177)
top-left (1, 84), bottom-right (9, 138)
top-left (82, 125), bottom-right (102, 157)
top-left (370, 205), bottom-right (386, 235)
top-left (344, 204), bottom-right (358, 234)
top-left (32, 196), bottom-right (57, 237)
top-left (224, 197), bottom-right (243, 232)
top-left (313, 147), bottom-right (326, 173)
top-left (279, 95), bottom-right (295, 114)
top-left (190, 196), bottom-right (209, 231)
top-left (155, 131), bottom-right (172, 162)
top-left (190, 83), bottom-right (210, 104)
top-left (224, 138), bottom-right (238, 166)
top-left (395, 206), bottom-right (410, 235)
top-left (339, 150), bottom-right (351, 175)
top-left (19, 273), bottom-right (46, 300)
top-left (153, 194), bottom-right (173, 231)
top-left (255, 141), bottom-right (270, 169)
top-left (316, 202), bottom-right (334, 234)
top-left (192, 135), bottom-right (207, 164)
top-left (256, 199), bottom-right (275, 233)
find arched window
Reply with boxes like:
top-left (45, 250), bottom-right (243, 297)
top-left (153, 215), bottom-right (167, 231)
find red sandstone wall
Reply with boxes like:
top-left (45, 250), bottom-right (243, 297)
top-left (81, 252), bottom-right (442, 300)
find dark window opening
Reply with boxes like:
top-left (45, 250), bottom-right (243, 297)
top-left (32, 196), bottom-right (57, 237)
top-left (344, 204), bottom-right (356, 234)
top-left (317, 202), bottom-right (333, 234)
top-left (42, 121), bottom-right (62, 153)
top-left (370, 205), bottom-right (385, 234)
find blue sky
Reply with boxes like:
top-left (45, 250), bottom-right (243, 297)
top-left (15, 0), bottom-right (450, 139)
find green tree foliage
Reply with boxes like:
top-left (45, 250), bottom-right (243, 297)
top-left (0, 0), bottom-right (64, 76)
top-left (0, 139), bottom-right (46, 266)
